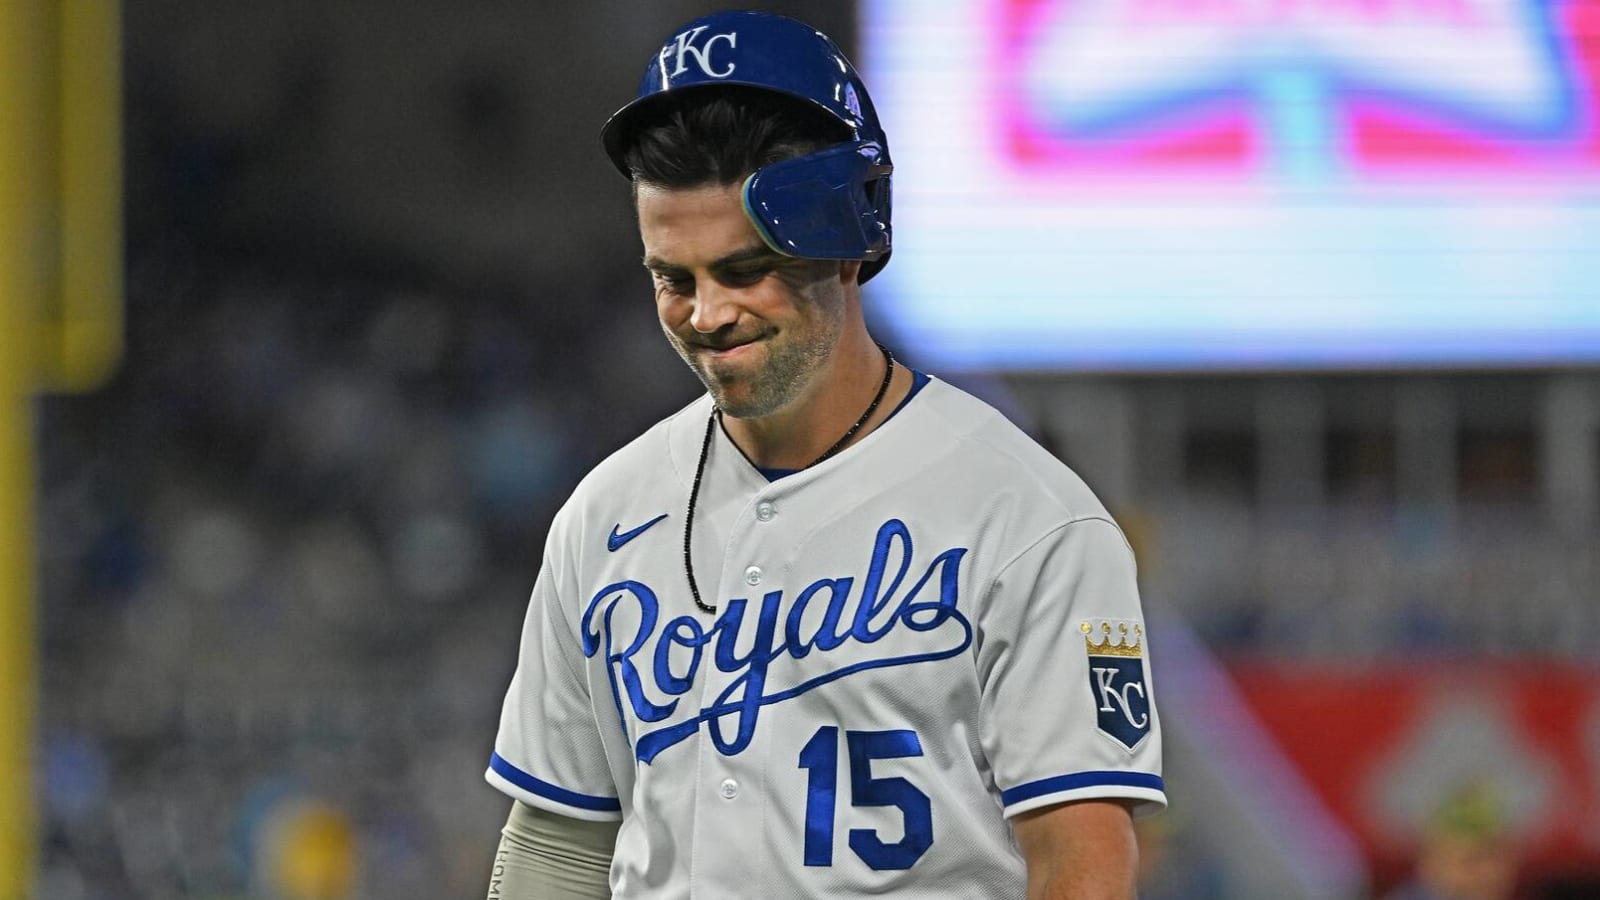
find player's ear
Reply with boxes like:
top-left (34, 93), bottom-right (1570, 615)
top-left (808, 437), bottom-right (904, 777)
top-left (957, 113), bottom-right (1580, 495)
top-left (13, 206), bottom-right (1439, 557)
top-left (840, 259), bottom-right (863, 285)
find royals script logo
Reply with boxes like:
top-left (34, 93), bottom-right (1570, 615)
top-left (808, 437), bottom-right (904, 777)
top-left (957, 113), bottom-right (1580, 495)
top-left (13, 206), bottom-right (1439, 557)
top-left (659, 25), bottom-right (738, 79)
top-left (581, 519), bottom-right (972, 763)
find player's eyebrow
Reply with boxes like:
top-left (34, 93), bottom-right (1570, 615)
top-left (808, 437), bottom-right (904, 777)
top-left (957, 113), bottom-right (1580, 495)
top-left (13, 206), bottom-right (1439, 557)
top-left (643, 244), bottom-right (785, 276)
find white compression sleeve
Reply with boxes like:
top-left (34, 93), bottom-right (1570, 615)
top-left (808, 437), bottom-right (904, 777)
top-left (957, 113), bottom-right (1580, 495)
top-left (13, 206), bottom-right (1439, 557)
top-left (486, 801), bottom-right (619, 900)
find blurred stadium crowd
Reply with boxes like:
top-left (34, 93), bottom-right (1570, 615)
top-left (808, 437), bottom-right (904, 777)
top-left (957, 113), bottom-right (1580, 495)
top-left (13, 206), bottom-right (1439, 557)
top-left (35, 247), bottom-right (688, 897)
top-left (1153, 500), bottom-right (1599, 661)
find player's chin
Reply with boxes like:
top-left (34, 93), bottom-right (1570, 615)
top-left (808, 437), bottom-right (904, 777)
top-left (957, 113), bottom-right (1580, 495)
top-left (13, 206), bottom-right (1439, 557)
top-left (699, 368), bottom-right (773, 418)
top-left (711, 387), bottom-right (776, 419)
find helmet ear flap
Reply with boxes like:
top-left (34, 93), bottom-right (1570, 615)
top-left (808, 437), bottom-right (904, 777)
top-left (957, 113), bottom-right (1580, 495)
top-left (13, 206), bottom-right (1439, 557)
top-left (742, 142), bottom-right (893, 276)
top-left (605, 10), bottom-right (894, 282)
top-left (861, 172), bottom-right (892, 283)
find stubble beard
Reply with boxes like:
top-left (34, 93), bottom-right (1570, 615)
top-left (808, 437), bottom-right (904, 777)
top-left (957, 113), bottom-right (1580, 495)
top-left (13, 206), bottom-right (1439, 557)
top-left (665, 289), bottom-right (844, 420)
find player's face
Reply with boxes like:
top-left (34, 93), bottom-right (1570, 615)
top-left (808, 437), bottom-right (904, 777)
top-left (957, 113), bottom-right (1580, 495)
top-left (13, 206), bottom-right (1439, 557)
top-left (638, 181), bottom-right (849, 419)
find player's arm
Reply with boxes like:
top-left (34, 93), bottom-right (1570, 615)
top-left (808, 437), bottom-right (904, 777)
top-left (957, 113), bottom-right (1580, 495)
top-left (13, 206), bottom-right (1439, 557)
top-left (485, 522), bottom-right (623, 897)
top-left (486, 800), bottom-right (619, 900)
top-left (1011, 799), bottom-right (1138, 900)
top-left (977, 517), bottom-right (1165, 895)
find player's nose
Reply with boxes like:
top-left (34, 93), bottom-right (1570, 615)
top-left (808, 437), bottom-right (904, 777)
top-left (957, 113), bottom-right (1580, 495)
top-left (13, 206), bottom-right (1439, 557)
top-left (689, 281), bottom-right (741, 334)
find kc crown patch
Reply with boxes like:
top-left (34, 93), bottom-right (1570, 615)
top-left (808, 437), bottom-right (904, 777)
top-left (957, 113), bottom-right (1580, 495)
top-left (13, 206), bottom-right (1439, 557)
top-left (1082, 619), bottom-right (1151, 751)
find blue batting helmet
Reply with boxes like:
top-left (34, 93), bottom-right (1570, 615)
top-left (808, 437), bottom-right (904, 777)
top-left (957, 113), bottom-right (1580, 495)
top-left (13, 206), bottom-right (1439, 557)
top-left (601, 10), bottom-right (893, 283)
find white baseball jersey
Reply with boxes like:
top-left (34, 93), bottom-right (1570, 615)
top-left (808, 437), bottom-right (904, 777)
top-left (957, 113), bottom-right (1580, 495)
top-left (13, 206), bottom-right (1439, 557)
top-left (488, 375), bottom-right (1165, 898)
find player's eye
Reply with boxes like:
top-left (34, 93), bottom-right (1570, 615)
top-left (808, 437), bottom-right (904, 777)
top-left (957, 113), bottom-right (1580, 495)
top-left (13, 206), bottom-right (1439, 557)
top-left (720, 266), bottom-right (770, 286)
top-left (657, 274), bottom-right (693, 295)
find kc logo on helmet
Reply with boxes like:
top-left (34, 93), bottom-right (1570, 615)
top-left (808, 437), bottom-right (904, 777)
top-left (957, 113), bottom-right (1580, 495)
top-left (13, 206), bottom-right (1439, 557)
top-left (1083, 618), bottom-right (1151, 751)
top-left (661, 26), bottom-right (738, 79)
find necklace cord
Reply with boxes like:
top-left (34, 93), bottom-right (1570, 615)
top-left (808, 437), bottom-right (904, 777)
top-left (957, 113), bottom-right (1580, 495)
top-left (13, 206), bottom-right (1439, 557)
top-left (684, 342), bottom-right (895, 614)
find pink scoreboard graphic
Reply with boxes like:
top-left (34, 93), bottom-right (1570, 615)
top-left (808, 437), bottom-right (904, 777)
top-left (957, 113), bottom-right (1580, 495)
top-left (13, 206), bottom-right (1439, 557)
top-left (994, 0), bottom-right (1600, 176)
top-left (863, 0), bottom-right (1600, 371)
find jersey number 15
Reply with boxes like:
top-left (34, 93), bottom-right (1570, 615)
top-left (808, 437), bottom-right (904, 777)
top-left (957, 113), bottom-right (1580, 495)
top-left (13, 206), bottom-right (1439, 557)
top-left (797, 727), bottom-right (933, 870)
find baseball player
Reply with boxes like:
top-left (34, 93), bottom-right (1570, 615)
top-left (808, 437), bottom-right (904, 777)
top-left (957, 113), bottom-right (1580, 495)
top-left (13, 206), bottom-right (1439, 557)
top-left (485, 11), bottom-right (1165, 899)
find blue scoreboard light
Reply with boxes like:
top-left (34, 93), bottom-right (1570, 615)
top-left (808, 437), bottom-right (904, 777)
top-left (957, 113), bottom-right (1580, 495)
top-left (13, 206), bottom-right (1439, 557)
top-left (862, 0), bottom-right (1600, 371)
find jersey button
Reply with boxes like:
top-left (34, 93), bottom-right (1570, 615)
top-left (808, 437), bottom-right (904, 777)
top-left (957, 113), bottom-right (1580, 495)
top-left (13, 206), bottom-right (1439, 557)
top-left (755, 501), bottom-right (776, 522)
top-left (744, 566), bottom-right (763, 586)
top-left (719, 778), bottom-right (739, 800)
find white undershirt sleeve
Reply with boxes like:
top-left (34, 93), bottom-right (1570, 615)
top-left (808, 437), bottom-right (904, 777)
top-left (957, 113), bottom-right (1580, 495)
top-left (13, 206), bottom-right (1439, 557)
top-left (486, 800), bottom-right (619, 900)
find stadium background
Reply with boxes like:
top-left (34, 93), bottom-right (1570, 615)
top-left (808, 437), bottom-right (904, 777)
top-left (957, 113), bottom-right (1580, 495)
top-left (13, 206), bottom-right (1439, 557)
top-left (2, 0), bottom-right (1598, 897)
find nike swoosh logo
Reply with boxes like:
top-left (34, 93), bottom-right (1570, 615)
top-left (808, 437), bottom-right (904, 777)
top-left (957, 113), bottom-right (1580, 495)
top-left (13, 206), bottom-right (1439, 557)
top-left (608, 514), bottom-right (669, 552)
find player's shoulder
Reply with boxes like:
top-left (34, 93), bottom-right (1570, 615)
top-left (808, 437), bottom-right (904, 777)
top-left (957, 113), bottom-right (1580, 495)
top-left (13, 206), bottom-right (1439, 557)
top-left (912, 377), bottom-right (1113, 524)
top-left (574, 393), bottom-right (708, 494)
top-left (548, 392), bottom-right (712, 541)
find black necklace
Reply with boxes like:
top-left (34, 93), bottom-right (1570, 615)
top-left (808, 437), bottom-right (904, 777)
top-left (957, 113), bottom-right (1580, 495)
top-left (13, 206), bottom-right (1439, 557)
top-left (683, 342), bottom-right (895, 615)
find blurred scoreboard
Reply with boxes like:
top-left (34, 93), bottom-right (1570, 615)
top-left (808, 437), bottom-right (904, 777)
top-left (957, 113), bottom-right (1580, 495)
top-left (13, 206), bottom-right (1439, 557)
top-left (862, 0), bottom-right (1600, 371)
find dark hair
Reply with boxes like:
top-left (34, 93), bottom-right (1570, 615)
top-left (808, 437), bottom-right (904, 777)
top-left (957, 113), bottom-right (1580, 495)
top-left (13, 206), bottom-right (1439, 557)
top-left (620, 86), bottom-right (850, 189)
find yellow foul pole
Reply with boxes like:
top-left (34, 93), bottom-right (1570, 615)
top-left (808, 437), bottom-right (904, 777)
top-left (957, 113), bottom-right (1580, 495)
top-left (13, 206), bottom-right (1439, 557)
top-left (0, 297), bottom-right (40, 900)
top-left (0, 0), bottom-right (49, 891)
top-left (0, 1), bottom-right (122, 895)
